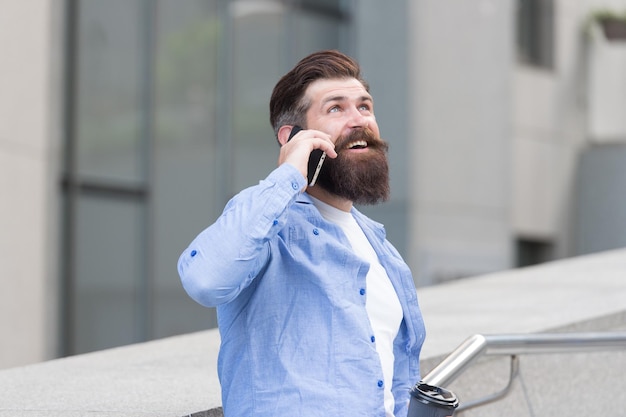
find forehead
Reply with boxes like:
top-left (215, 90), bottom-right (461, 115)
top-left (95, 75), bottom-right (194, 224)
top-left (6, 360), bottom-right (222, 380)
top-left (304, 78), bottom-right (371, 105)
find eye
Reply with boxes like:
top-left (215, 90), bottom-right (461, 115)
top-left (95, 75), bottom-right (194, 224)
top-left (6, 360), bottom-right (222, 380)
top-left (359, 103), bottom-right (372, 111)
top-left (328, 105), bottom-right (340, 113)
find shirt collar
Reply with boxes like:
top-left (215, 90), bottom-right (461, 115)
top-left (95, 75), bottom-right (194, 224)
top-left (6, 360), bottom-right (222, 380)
top-left (297, 192), bottom-right (387, 241)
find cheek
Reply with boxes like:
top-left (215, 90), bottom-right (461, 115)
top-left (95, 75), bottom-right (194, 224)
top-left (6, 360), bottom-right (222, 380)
top-left (369, 125), bottom-right (381, 138)
top-left (308, 118), bottom-right (339, 137)
top-left (326, 124), bottom-right (345, 143)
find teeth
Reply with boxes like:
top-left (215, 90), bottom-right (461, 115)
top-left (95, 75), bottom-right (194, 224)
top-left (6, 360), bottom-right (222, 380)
top-left (347, 140), bottom-right (368, 149)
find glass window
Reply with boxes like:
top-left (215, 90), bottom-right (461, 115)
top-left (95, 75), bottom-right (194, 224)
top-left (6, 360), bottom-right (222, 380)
top-left (288, 9), bottom-right (345, 56)
top-left (152, 0), bottom-right (221, 339)
top-left (75, 0), bottom-right (146, 184)
top-left (63, 0), bottom-right (351, 355)
top-left (230, 2), bottom-right (349, 192)
top-left (73, 195), bottom-right (143, 353)
top-left (300, 0), bottom-right (347, 15)
top-left (516, 0), bottom-right (555, 68)
top-left (516, 238), bottom-right (554, 267)
top-left (231, 2), bottom-right (286, 191)
top-left (64, 0), bottom-right (151, 355)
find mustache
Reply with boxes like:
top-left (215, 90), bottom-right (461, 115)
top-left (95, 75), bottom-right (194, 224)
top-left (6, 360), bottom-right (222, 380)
top-left (315, 126), bottom-right (390, 205)
top-left (334, 128), bottom-right (389, 153)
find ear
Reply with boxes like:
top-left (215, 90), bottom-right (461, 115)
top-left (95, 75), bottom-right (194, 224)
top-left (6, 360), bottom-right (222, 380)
top-left (277, 125), bottom-right (295, 146)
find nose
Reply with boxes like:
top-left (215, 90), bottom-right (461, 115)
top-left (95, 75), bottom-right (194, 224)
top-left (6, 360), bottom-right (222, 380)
top-left (346, 106), bottom-right (369, 129)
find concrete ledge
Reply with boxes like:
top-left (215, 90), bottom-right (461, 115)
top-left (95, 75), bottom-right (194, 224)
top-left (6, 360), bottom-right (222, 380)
top-left (1, 249), bottom-right (625, 416)
top-left (0, 331), bottom-right (222, 417)
top-left (418, 248), bottom-right (626, 359)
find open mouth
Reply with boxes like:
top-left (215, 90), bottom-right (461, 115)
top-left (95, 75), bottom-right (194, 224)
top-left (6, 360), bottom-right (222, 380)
top-left (346, 140), bottom-right (368, 150)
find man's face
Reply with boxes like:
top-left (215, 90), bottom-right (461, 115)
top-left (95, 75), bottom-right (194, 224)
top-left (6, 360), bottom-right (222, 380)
top-left (304, 78), bottom-right (390, 205)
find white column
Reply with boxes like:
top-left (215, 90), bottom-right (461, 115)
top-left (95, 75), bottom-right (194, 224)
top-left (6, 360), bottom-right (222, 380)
top-left (407, 0), bottom-right (515, 285)
top-left (587, 23), bottom-right (626, 143)
top-left (0, 1), bottom-right (63, 368)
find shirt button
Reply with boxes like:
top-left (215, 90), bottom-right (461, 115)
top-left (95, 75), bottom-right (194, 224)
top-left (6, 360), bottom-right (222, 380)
top-left (190, 250), bottom-right (197, 257)
top-left (371, 336), bottom-right (375, 343)
top-left (272, 219), bottom-right (279, 226)
top-left (359, 288), bottom-right (366, 295)
top-left (313, 228), bottom-right (319, 235)
top-left (291, 182), bottom-right (299, 190)
top-left (377, 380), bottom-right (384, 388)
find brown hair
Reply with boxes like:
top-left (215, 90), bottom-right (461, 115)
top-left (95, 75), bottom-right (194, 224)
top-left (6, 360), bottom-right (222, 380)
top-left (269, 50), bottom-right (368, 139)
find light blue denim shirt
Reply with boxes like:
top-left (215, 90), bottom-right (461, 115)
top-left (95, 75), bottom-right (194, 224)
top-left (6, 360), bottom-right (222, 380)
top-left (178, 163), bottom-right (426, 417)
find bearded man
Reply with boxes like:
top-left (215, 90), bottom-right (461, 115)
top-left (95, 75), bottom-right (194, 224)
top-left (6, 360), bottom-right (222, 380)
top-left (178, 50), bottom-right (426, 417)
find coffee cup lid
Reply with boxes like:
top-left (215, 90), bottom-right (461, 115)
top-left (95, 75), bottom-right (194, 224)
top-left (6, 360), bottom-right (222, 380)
top-left (410, 382), bottom-right (459, 409)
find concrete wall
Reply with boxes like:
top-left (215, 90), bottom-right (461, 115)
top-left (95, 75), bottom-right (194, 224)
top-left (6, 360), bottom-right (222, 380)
top-left (407, 0), bottom-right (515, 285)
top-left (0, 1), bottom-right (63, 368)
top-left (575, 144), bottom-right (626, 254)
top-left (512, 0), bottom-right (626, 259)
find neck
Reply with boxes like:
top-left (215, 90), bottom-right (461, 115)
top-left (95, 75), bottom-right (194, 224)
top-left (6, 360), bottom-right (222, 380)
top-left (306, 186), bottom-right (353, 212)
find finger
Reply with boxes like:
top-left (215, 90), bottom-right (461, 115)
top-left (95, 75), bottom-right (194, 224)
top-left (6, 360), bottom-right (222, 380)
top-left (301, 130), bottom-right (336, 157)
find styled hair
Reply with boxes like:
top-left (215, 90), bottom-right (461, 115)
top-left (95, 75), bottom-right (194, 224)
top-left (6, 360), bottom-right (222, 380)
top-left (269, 50), bottom-right (369, 139)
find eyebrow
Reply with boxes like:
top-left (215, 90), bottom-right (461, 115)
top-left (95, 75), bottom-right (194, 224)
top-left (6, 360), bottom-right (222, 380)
top-left (321, 95), bottom-right (373, 107)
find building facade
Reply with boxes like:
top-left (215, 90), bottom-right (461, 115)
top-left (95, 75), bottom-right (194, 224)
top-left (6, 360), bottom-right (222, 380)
top-left (2, 0), bottom-right (625, 368)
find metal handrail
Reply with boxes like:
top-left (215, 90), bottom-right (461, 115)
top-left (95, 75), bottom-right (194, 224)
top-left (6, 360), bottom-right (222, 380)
top-left (421, 332), bottom-right (626, 412)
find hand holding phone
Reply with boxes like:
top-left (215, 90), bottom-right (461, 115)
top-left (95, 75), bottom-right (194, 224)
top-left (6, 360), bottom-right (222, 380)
top-left (287, 126), bottom-right (327, 187)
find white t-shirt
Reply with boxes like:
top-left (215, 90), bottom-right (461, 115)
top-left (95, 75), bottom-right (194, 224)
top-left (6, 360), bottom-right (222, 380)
top-left (310, 196), bottom-right (403, 417)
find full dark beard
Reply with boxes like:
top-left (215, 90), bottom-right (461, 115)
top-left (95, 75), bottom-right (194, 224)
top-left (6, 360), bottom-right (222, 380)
top-left (314, 128), bottom-right (390, 205)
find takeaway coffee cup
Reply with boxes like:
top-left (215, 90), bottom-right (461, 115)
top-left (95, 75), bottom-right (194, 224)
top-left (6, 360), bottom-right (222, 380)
top-left (407, 382), bottom-right (459, 417)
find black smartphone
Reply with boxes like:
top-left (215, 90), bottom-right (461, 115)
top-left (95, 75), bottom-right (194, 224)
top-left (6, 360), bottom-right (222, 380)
top-left (287, 126), bottom-right (326, 186)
